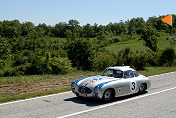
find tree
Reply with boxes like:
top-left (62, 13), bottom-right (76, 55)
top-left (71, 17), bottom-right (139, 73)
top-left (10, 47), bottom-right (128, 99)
top-left (127, 17), bottom-right (146, 35)
top-left (68, 19), bottom-right (80, 30)
top-left (140, 26), bottom-right (158, 52)
top-left (67, 38), bottom-right (91, 70)
top-left (90, 51), bottom-right (116, 71)
top-left (67, 20), bottom-right (80, 39)
top-left (135, 17), bottom-right (146, 34)
top-left (21, 22), bottom-right (34, 36)
top-left (147, 16), bottom-right (169, 33)
top-left (51, 22), bottom-right (67, 37)
top-left (37, 23), bottom-right (50, 36)
top-left (83, 24), bottom-right (94, 38)
top-left (127, 18), bottom-right (136, 35)
top-left (159, 48), bottom-right (175, 66)
top-left (2, 20), bottom-right (22, 38)
top-left (65, 29), bottom-right (73, 40)
top-left (0, 22), bottom-right (3, 37)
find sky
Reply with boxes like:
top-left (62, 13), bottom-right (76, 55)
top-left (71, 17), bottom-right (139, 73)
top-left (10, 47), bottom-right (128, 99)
top-left (0, 0), bottom-right (175, 26)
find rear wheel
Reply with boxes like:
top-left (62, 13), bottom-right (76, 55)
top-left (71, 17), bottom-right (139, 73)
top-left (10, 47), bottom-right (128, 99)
top-left (102, 89), bottom-right (115, 102)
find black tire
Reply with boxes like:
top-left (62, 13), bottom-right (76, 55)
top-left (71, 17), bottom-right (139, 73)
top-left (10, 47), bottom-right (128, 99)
top-left (102, 89), bottom-right (115, 102)
top-left (138, 83), bottom-right (146, 94)
top-left (76, 94), bottom-right (81, 98)
top-left (76, 94), bottom-right (85, 100)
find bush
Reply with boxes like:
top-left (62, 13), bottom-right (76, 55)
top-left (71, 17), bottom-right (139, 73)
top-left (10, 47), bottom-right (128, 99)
top-left (50, 57), bottom-right (73, 74)
top-left (128, 51), bottom-right (147, 70)
top-left (140, 26), bottom-right (158, 52)
top-left (90, 51), bottom-right (116, 71)
top-left (67, 38), bottom-right (91, 70)
top-left (11, 64), bottom-right (31, 76)
top-left (116, 48), bottom-right (131, 66)
top-left (144, 50), bottom-right (160, 66)
top-left (116, 48), bottom-right (147, 70)
top-left (159, 48), bottom-right (175, 66)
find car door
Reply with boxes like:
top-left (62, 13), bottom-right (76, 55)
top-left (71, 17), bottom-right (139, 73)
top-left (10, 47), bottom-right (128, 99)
top-left (128, 70), bottom-right (139, 93)
top-left (133, 71), bottom-right (143, 91)
top-left (116, 71), bottom-right (131, 96)
top-left (123, 70), bottom-right (138, 95)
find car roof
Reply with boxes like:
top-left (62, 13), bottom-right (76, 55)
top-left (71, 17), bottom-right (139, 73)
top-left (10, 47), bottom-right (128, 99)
top-left (107, 66), bottom-right (135, 71)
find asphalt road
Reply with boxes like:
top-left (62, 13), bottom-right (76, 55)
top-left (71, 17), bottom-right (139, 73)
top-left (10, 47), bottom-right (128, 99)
top-left (0, 72), bottom-right (176, 118)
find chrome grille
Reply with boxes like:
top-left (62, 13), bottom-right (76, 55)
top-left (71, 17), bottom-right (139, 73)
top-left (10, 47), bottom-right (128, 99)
top-left (78, 86), bottom-right (92, 94)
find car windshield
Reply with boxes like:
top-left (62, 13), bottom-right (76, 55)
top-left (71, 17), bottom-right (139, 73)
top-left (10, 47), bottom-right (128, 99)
top-left (101, 69), bottom-right (123, 78)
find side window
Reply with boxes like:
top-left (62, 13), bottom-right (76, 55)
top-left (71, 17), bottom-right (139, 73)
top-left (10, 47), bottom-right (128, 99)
top-left (133, 71), bottom-right (139, 77)
top-left (113, 70), bottom-right (123, 78)
top-left (102, 69), bottom-right (113, 76)
top-left (124, 71), bottom-right (134, 78)
top-left (124, 71), bottom-right (128, 78)
top-left (128, 70), bottom-right (134, 78)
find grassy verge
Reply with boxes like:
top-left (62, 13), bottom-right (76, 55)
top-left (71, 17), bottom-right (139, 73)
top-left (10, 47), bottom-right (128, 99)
top-left (0, 70), bottom-right (100, 84)
top-left (138, 66), bottom-right (176, 76)
top-left (0, 88), bottom-right (70, 103)
top-left (0, 67), bottom-right (176, 104)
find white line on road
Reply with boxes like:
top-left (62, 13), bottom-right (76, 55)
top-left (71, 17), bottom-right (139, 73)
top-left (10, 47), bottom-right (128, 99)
top-left (57, 86), bottom-right (176, 118)
top-left (0, 71), bottom-right (175, 106)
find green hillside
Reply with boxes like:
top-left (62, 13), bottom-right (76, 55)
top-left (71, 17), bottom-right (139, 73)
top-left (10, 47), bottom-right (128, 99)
top-left (106, 36), bottom-right (176, 55)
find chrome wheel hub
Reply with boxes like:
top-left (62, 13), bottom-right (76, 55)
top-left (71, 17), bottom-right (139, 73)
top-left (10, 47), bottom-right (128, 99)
top-left (140, 84), bottom-right (145, 91)
top-left (104, 90), bottom-right (111, 99)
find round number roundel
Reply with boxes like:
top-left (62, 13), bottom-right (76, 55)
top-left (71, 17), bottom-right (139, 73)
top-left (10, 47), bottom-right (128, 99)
top-left (130, 81), bottom-right (137, 92)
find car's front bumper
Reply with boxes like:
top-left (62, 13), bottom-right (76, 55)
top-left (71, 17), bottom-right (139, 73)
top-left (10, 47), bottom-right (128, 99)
top-left (72, 86), bottom-right (102, 99)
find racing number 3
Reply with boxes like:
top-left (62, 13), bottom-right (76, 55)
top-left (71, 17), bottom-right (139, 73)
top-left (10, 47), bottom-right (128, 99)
top-left (130, 81), bottom-right (136, 92)
top-left (131, 82), bottom-right (135, 90)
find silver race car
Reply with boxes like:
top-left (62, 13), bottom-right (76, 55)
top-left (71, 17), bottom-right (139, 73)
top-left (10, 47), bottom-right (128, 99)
top-left (71, 66), bottom-right (151, 101)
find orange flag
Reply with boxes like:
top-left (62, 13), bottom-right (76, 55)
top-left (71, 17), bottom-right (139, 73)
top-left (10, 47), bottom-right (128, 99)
top-left (162, 14), bottom-right (172, 26)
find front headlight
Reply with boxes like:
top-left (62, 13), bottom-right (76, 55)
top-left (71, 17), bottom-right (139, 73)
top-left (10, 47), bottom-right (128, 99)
top-left (71, 82), bottom-right (76, 89)
top-left (94, 86), bottom-right (99, 93)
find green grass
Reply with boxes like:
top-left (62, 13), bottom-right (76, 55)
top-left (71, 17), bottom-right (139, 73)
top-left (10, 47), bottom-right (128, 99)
top-left (0, 88), bottom-right (70, 103)
top-left (106, 39), bottom-right (146, 54)
top-left (0, 70), bottom-right (100, 84)
top-left (106, 37), bottom-right (176, 55)
top-left (138, 66), bottom-right (176, 76)
top-left (0, 66), bottom-right (176, 103)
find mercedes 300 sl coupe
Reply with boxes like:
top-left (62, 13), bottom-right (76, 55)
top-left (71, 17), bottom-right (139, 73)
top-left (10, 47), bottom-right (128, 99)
top-left (71, 66), bottom-right (151, 101)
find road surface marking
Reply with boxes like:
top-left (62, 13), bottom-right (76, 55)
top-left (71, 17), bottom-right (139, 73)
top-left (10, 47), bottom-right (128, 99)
top-left (57, 86), bottom-right (176, 118)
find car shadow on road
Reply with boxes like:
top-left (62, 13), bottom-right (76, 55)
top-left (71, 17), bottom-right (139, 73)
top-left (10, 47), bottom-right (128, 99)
top-left (64, 96), bottom-right (103, 106)
top-left (64, 91), bottom-right (148, 107)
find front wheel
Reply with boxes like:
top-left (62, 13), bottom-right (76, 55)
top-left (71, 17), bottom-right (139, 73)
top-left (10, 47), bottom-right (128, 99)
top-left (102, 89), bottom-right (115, 102)
top-left (138, 83), bottom-right (146, 94)
top-left (76, 94), bottom-right (83, 99)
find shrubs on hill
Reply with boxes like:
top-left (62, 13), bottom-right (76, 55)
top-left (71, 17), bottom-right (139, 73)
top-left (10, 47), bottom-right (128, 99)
top-left (1, 55), bottom-right (74, 77)
top-left (116, 48), bottom-right (175, 70)
top-left (90, 51), bottom-right (116, 71)
top-left (117, 48), bottom-right (147, 70)
top-left (128, 51), bottom-right (147, 70)
top-left (67, 38), bottom-right (92, 70)
top-left (50, 57), bottom-right (74, 74)
top-left (159, 48), bottom-right (175, 66)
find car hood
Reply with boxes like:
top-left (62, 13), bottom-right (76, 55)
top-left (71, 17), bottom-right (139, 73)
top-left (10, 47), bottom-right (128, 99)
top-left (76, 75), bottom-right (119, 89)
